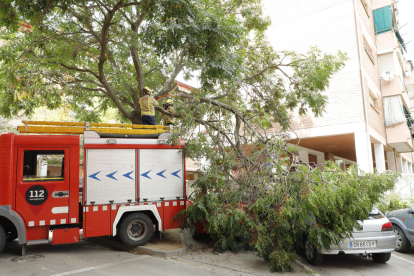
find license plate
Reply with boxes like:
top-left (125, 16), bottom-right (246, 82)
top-left (349, 241), bottom-right (376, 248)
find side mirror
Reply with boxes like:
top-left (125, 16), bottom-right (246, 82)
top-left (409, 206), bottom-right (414, 214)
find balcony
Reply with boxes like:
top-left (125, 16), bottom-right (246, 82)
top-left (374, 5), bottom-right (407, 53)
top-left (386, 122), bottom-right (414, 152)
top-left (406, 75), bottom-right (414, 86)
top-left (381, 76), bottom-right (410, 109)
top-left (377, 31), bottom-right (398, 53)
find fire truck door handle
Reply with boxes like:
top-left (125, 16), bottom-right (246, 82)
top-left (52, 191), bottom-right (69, 198)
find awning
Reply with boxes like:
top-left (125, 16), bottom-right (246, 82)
top-left (383, 96), bottom-right (407, 127)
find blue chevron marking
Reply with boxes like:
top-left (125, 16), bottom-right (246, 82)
top-left (171, 170), bottom-right (181, 179)
top-left (156, 169), bottom-right (167, 179)
top-left (89, 171), bottom-right (101, 181)
top-left (123, 171), bottom-right (134, 180)
top-left (106, 171), bottom-right (118, 181)
top-left (141, 170), bottom-right (152, 179)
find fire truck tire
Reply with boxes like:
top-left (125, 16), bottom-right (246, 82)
top-left (0, 225), bottom-right (6, 253)
top-left (118, 213), bottom-right (154, 247)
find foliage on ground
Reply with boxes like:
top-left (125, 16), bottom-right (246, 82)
top-left (181, 158), bottom-right (398, 271)
top-left (376, 194), bottom-right (414, 214)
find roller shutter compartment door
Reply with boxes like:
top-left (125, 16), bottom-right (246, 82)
top-left (86, 149), bottom-right (136, 205)
top-left (139, 149), bottom-right (184, 202)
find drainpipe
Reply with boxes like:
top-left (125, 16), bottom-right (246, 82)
top-left (353, 0), bottom-right (373, 173)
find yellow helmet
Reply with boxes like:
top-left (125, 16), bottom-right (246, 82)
top-left (143, 87), bottom-right (152, 94)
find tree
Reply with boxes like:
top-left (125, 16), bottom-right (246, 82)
top-left (0, 0), bottom-right (260, 122)
top-left (1, 0), bottom-right (396, 272)
top-left (1, 0), bottom-right (342, 125)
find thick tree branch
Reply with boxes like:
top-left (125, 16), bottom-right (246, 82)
top-left (95, 0), bottom-right (132, 120)
top-left (157, 64), bottom-right (185, 97)
top-left (130, 46), bottom-right (144, 103)
top-left (129, 11), bottom-right (147, 102)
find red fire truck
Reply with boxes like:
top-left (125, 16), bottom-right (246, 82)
top-left (0, 121), bottom-right (186, 255)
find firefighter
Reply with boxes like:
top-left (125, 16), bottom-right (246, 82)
top-left (139, 87), bottom-right (159, 125)
top-left (162, 99), bottom-right (175, 126)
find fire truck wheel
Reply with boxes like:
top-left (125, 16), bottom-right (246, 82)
top-left (0, 225), bottom-right (6, 253)
top-left (119, 213), bottom-right (154, 247)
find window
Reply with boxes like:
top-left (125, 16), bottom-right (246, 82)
top-left (361, 0), bottom-right (371, 17)
top-left (369, 94), bottom-right (376, 107)
top-left (403, 105), bottom-right (412, 128)
top-left (364, 37), bottom-right (375, 64)
top-left (23, 151), bottom-right (65, 182)
top-left (369, 91), bottom-right (380, 113)
top-left (186, 172), bottom-right (199, 181)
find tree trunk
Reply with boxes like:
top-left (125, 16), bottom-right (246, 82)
top-left (130, 109), bottom-right (142, 124)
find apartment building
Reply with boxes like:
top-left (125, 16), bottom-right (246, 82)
top-left (263, 0), bottom-right (414, 174)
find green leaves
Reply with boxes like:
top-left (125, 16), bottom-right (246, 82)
top-left (183, 155), bottom-right (398, 272)
top-left (0, 0), bottom-right (269, 123)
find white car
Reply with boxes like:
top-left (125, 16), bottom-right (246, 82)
top-left (303, 207), bottom-right (395, 265)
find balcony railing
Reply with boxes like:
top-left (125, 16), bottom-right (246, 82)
top-left (381, 76), bottom-right (410, 109)
top-left (386, 122), bottom-right (414, 152)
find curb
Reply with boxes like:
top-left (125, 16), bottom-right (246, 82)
top-left (133, 229), bottom-right (188, 258)
top-left (89, 229), bottom-right (188, 258)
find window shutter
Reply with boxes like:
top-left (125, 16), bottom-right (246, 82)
top-left (373, 6), bottom-right (392, 34)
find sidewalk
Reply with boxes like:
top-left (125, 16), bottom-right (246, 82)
top-left (89, 228), bottom-right (313, 275)
top-left (180, 228), bottom-right (311, 275)
top-left (89, 229), bottom-right (187, 258)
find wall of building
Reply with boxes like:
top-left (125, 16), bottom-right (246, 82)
top-left (357, 0), bottom-right (376, 44)
top-left (263, 0), bottom-right (365, 135)
top-left (392, 175), bottom-right (414, 199)
top-left (365, 79), bottom-right (386, 138)
top-left (354, 0), bottom-right (388, 141)
top-left (372, 0), bottom-right (392, 11)
top-left (377, 32), bottom-right (398, 53)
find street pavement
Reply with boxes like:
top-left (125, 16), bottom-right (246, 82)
top-left (1, 231), bottom-right (414, 276)
top-left (0, 237), bottom-right (295, 276)
top-left (297, 248), bottom-right (414, 276)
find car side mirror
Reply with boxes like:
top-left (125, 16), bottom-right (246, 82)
top-left (409, 206), bottom-right (414, 214)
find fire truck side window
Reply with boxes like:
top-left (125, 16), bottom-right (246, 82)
top-left (23, 150), bottom-right (65, 182)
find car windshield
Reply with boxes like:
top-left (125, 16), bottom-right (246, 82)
top-left (368, 207), bottom-right (385, 219)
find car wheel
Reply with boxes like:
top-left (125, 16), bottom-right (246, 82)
top-left (393, 225), bottom-right (411, 253)
top-left (0, 225), bottom-right (6, 253)
top-left (304, 239), bottom-right (323, 265)
top-left (118, 213), bottom-right (154, 247)
top-left (372, 252), bottom-right (391, 263)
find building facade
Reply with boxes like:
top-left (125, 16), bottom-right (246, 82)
top-left (263, 0), bottom-right (414, 174)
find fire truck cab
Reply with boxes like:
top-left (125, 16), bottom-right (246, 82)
top-left (0, 122), bottom-right (186, 254)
